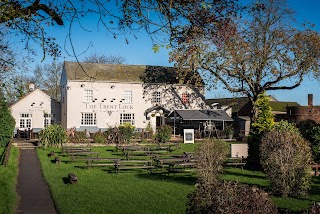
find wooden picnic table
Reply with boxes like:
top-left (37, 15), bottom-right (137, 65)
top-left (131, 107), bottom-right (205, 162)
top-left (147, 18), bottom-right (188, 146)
top-left (68, 151), bottom-right (99, 162)
top-left (115, 159), bottom-right (154, 173)
top-left (62, 147), bottom-right (92, 153)
top-left (86, 158), bottom-right (121, 168)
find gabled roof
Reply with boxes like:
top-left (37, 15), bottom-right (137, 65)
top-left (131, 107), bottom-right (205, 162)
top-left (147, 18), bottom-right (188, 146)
top-left (168, 109), bottom-right (233, 121)
top-left (205, 97), bottom-right (250, 113)
top-left (9, 89), bottom-right (53, 108)
top-left (205, 97), bottom-right (300, 113)
top-left (63, 61), bottom-right (204, 85)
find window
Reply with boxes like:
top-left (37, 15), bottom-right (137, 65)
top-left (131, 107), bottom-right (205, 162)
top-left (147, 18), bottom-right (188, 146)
top-left (43, 113), bottom-right (51, 128)
top-left (84, 89), bottom-right (93, 102)
top-left (182, 93), bottom-right (190, 104)
top-left (152, 91), bottom-right (161, 103)
top-left (19, 113), bottom-right (32, 128)
top-left (123, 91), bottom-right (132, 103)
top-left (120, 113), bottom-right (135, 125)
top-left (81, 113), bottom-right (97, 125)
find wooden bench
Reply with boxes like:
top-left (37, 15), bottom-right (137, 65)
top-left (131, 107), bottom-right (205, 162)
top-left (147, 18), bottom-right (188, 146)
top-left (68, 173), bottom-right (78, 184)
top-left (225, 157), bottom-right (247, 169)
top-left (168, 161), bottom-right (196, 172)
top-left (62, 147), bottom-right (92, 154)
top-left (69, 152), bottom-right (99, 162)
top-left (86, 158), bottom-right (121, 169)
top-left (312, 164), bottom-right (320, 176)
top-left (115, 160), bottom-right (154, 173)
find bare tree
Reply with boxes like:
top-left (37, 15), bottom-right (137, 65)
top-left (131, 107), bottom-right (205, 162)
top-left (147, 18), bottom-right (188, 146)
top-left (170, 0), bottom-right (320, 122)
top-left (83, 53), bottom-right (126, 64)
top-left (0, 1), bottom-right (238, 63)
top-left (2, 73), bottom-right (34, 102)
top-left (33, 61), bottom-right (62, 101)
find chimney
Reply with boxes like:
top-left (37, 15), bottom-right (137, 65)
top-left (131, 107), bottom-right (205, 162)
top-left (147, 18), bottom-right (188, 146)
top-left (308, 94), bottom-right (313, 107)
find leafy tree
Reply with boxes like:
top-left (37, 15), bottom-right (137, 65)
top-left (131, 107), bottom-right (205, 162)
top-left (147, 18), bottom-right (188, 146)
top-left (251, 93), bottom-right (274, 135)
top-left (170, 0), bottom-right (320, 122)
top-left (83, 53), bottom-right (126, 64)
top-left (247, 92), bottom-right (274, 169)
top-left (33, 61), bottom-right (62, 100)
top-left (0, 95), bottom-right (15, 147)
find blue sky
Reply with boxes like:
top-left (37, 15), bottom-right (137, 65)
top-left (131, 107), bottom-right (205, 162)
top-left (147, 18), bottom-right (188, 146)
top-left (24, 0), bottom-right (320, 106)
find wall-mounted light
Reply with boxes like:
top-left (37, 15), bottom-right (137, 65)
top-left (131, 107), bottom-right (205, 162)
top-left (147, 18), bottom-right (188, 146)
top-left (67, 86), bottom-right (71, 90)
top-left (80, 84), bottom-right (85, 87)
top-left (40, 102), bottom-right (44, 106)
top-left (111, 98), bottom-right (116, 102)
top-left (102, 98), bottom-right (106, 102)
top-left (111, 85), bottom-right (115, 89)
top-left (31, 102), bottom-right (35, 106)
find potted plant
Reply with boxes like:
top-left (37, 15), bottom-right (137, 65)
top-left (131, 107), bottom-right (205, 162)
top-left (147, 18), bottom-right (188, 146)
top-left (224, 124), bottom-right (234, 139)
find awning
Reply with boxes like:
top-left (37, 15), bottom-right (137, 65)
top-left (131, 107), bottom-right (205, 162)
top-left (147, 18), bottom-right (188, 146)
top-left (168, 109), bottom-right (233, 121)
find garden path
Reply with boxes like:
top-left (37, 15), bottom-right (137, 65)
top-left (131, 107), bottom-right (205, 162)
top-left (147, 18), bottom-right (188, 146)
top-left (16, 145), bottom-right (57, 214)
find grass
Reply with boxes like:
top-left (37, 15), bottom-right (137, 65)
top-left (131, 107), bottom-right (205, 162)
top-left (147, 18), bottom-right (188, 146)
top-left (37, 142), bottom-right (320, 213)
top-left (0, 147), bottom-right (19, 214)
top-left (37, 144), bottom-right (196, 214)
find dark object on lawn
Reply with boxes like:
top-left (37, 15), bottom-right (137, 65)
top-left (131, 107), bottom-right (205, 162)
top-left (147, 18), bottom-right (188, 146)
top-left (49, 151), bottom-right (55, 157)
top-left (55, 157), bottom-right (61, 164)
top-left (68, 173), bottom-right (78, 184)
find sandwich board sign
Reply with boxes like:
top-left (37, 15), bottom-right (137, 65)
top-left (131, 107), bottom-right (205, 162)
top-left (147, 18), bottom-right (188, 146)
top-left (184, 129), bottom-right (194, 144)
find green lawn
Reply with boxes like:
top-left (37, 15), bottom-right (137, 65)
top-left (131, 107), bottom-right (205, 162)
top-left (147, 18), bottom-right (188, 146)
top-left (37, 143), bottom-right (320, 213)
top-left (0, 147), bottom-right (19, 214)
top-left (37, 144), bottom-right (196, 214)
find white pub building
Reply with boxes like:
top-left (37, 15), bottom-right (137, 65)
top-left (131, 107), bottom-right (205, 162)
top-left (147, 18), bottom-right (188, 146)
top-left (10, 61), bottom-right (233, 138)
top-left (60, 62), bottom-right (207, 133)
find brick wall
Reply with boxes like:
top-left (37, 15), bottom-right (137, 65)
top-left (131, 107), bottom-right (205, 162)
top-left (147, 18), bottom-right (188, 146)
top-left (287, 106), bottom-right (320, 123)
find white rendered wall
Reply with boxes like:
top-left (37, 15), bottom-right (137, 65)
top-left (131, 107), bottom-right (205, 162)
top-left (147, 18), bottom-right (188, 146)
top-left (62, 80), bottom-right (206, 131)
top-left (10, 89), bottom-right (61, 130)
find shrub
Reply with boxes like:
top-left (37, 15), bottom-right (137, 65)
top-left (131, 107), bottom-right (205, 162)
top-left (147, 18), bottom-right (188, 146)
top-left (119, 123), bottom-right (135, 144)
top-left (74, 131), bottom-right (87, 143)
top-left (247, 92), bottom-right (274, 170)
top-left (155, 125), bottom-right (172, 143)
top-left (304, 202), bottom-right (320, 214)
top-left (39, 124), bottom-right (67, 149)
top-left (145, 121), bottom-right (154, 139)
top-left (93, 131), bottom-right (106, 144)
top-left (195, 139), bottom-right (228, 184)
top-left (0, 97), bottom-right (15, 147)
top-left (260, 126), bottom-right (313, 197)
top-left (308, 126), bottom-right (320, 162)
top-left (296, 119), bottom-right (318, 141)
top-left (105, 126), bottom-right (125, 144)
top-left (186, 181), bottom-right (278, 214)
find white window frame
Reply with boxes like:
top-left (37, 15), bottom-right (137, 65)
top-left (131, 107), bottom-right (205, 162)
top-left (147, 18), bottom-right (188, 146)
top-left (120, 113), bottom-right (135, 125)
top-left (43, 113), bottom-right (51, 128)
top-left (123, 91), bottom-right (132, 103)
top-left (81, 113), bottom-right (97, 125)
top-left (152, 91), bottom-right (161, 103)
top-left (19, 113), bottom-right (32, 129)
top-left (84, 89), bottom-right (93, 102)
